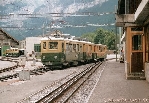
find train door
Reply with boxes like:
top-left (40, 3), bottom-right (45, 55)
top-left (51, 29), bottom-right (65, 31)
top-left (129, 27), bottom-right (144, 73)
top-left (131, 34), bottom-right (143, 72)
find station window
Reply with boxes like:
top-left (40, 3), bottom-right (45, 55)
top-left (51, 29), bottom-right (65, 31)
top-left (34, 44), bottom-right (41, 52)
top-left (131, 27), bottom-right (143, 31)
top-left (49, 42), bottom-right (58, 49)
top-left (43, 42), bottom-right (46, 49)
top-left (132, 35), bottom-right (142, 50)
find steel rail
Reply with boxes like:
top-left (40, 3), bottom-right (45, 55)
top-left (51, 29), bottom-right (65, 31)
top-left (35, 62), bottom-right (102, 103)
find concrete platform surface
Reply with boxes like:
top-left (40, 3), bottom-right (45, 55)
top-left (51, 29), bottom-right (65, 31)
top-left (88, 59), bottom-right (149, 103)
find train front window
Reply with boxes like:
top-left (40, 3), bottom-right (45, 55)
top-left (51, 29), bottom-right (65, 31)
top-left (49, 42), bottom-right (58, 49)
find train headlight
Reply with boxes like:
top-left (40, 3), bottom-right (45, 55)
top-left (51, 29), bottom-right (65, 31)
top-left (43, 56), bottom-right (45, 59)
top-left (48, 61), bottom-right (52, 65)
top-left (61, 58), bottom-right (64, 62)
top-left (54, 56), bottom-right (57, 59)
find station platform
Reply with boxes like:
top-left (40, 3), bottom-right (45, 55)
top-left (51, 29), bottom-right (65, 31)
top-left (88, 57), bottom-right (149, 103)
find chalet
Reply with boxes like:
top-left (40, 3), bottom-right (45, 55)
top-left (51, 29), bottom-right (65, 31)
top-left (0, 28), bottom-right (19, 56)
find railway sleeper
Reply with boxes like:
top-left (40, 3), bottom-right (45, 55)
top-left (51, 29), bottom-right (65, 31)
top-left (13, 74), bottom-right (18, 78)
top-left (37, 69), bottom-right (45, 73)
top-left (0, 77), bottom-right (6, 82)
top-left (8, 75), bottom-right (13, 79)
top-left (43, 67), bottom-right (51, 72)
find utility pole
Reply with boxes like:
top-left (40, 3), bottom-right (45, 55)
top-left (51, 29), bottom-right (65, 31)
top-left (42, 23), bottom-right (45, 37)
top-left (115, 5), bottom-right (118, 62)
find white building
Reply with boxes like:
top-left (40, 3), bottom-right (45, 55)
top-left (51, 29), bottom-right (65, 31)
top-left (20, 37), bottom-right (42, 55)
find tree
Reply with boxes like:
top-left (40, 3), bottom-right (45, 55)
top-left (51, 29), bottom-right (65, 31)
top-left (81, 28), bottom-right (117, 50)
top-left (94, 28), bottom-right (106, 44)
top-left (81, 32), bottom-right (96, 43)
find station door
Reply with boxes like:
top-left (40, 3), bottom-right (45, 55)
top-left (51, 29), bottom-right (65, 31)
top-left (131, 34), bottom-right (143, 72)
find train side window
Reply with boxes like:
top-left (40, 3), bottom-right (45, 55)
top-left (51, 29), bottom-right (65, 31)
top-left (80, 45), bottom-right (82, 52)
top-left (69, 44), bottom-right (72, 51)
top-left (62, 43), bottom-right (64, 52)
top-left (77, 44), bottom-right (79, 52)
top-left (94, 46), bottom-right (96, 52)
top-left (89, 45), bottom-right (92, 52)
top-left (99, 46), bottom-right (102, 52)
top-left (132, 35), bottom-right (142, 50)
top-left (66, 43), bottom-right (69, 51)
top-left (73, 44), bottom-right (76, 51)
top-left (43, 42), bottom-right (46, 49)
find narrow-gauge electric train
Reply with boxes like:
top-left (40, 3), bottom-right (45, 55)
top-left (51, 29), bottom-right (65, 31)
top-left (5, 48), bottom-right (25, 57)
top-left (41, 34), bottom-right (107, 69)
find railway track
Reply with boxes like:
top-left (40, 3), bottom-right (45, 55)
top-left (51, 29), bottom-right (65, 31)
top-left (0, 66), bottom-right (48, 82)
top-left (17, 61), bottom-right (103, 103)
top-left (0, 65), bottom-right (18, 73)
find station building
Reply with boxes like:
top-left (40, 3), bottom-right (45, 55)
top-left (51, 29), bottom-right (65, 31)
top-left (116, 0), bottom-right (149, 81)
top-left (20, 37), bottom-right (42, 57)
top-left (0, 28), bottom-right (19, 56)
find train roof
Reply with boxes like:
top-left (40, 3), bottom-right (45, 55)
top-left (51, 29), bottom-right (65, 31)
top-left (10, 47), bottom-right (19, 49)
top-left (41, 35), bottom-right (96, 45)
top-left (41, 37), bottom-right (64, 41)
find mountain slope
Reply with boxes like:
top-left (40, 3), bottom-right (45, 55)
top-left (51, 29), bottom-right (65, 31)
top-left (0, 0), bottom-right (118, 40)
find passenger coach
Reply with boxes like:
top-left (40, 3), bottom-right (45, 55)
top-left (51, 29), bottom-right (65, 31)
top-left (41, 34), bottom-right (107, 69)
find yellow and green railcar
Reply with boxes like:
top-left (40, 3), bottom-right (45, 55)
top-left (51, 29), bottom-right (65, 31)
top-left (40, 35), bottom-right (107, 69)
top-left (5, 48), bottom-right (24, 57)
top-left (41, 37), bottom-right (84, 68)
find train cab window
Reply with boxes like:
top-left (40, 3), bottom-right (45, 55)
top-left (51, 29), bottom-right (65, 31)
top-left (43, 42), bottom-right (46, 49)
top-left (49, 42), bottom-right (58, 49)
top-left (132, 35), bottom-right (142, 50)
